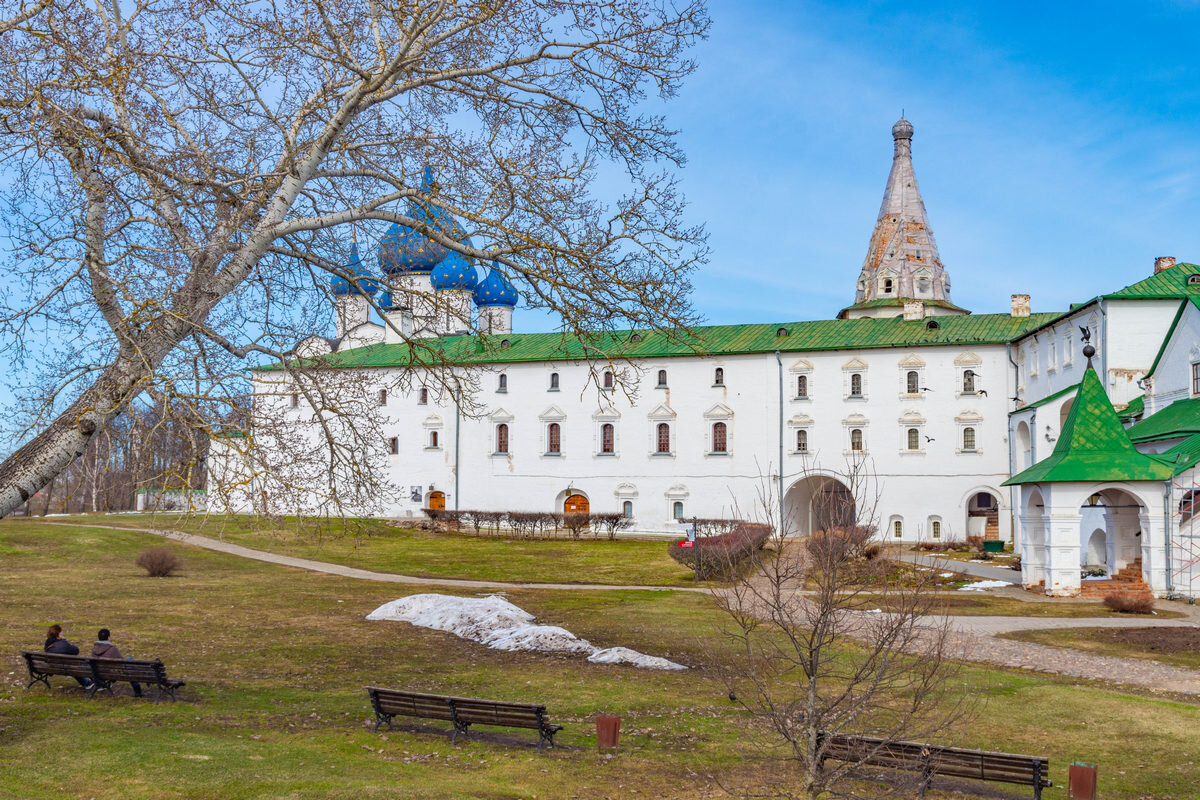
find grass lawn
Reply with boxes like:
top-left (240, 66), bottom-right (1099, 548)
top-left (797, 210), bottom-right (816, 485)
top-left (2, 518), bottom-right (1199, 799)
top-left (999, 626), bottom-right (1200, 670)
top-left (59, 512), bottom-right (696, 586)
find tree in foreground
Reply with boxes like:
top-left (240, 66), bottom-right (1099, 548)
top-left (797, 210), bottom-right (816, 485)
top-left (710, 464), bottom-right (971, 798)
top-left (0, 0), bottom-right (710, 517)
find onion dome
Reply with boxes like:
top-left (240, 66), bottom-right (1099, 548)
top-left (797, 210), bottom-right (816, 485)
top-left (473, 263), bottom-right (518, 307)
top-left (377, 167), bottom-right (470, 276)
top-left (330, 243), bottom-right (379, 297)
top-left (430, 242), bottom-right (479, 291)
top-left (892, 115), bottom-right (913, 140)
top-left (378, 292), bottom-right (400, 312)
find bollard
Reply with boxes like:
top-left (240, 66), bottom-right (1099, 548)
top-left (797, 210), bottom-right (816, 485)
top-left (1068, 762), bottom-right (1097, 800)
top-left (595, 714), bottom-right (621, 754)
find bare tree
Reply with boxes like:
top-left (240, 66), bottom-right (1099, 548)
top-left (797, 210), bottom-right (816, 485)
top-left (711, 465), bottom-right (971, 799)
top-left (0, 0), bottom-right (709, 517)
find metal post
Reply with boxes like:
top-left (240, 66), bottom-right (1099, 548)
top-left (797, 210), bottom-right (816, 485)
top-left (693, 516), bottom-right (700, 583)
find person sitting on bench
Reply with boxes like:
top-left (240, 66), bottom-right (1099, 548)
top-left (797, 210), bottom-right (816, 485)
top-left (91, 628), bottom-right (142, 697)
top-left (44, 624), bottom-right (91, 688)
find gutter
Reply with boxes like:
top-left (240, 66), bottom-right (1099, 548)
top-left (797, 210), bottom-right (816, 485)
top-left (1006, 341), bottom-right (1019, 545)
top-left (453, 376), bottom-right (462, 511)
top-left (776, 350), bottom-right (785, 532)
top-left (1164, 478), bottom-right (1175, 599)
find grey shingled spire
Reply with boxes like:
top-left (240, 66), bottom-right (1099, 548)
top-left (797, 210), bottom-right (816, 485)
top-left (850, 117), bottom-right (960, 313)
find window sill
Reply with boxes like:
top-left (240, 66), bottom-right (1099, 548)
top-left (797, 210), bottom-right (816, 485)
top-left (496, 389), bottom-right (507, 394)
top-left (650, 452), bottom-right (675, 458)
top-left (792, 395), bottom-right (811, 402)
top-left (547, 388), bottom-right (560, 392)
top-left (844, 449), bottom-right (868, 456)
top-left (845, 395), bottom-right (867, 401)
top-left (542, 452), bottom-right (562, 457)
top-left (898, 449), bottom-right (926, 455)
top-left (424, 446), bottom-right (442, 451)
top-left (655, 385), bottom-right (668, 390)
top-left (712, 384), bottom-right (724, 388)
top-left (595, 452), bottom-right (617, 457)
top-left (706, 451), bottom-right (730, 457)
top-left (491, 452), bottom-right (510, 457)
top-left (792, 449), bottom-right (810, 456)
top-left (957, 449), bottom-right (982, 455)
top-left (900, 392), bottom-right (923, 399)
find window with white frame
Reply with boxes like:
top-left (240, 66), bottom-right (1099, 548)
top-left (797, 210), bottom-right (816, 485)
top-left (850, 428), bottom-right (864, 451)
top-left (796, 429), bottom-right (809, 453)
top-left (1193, 363), bottom-right (1200, 396)
top-left (290, 393), bottom-right (299, 408)
top-left (929, 517), bottom-right (942, 539)
top-left (622, 500), bottom-right (634, 519)
top-left (656, 369), bottom-right (668, 387)
top-left (797, 374), bottom-right (809, 398)
top-left (892, 518), bottom-right (903, 538)
top-left (603, 370), bottom-right (614, 390)
top-left (546, 423), bottom-right (561, 455)
top-left (1048, 339), bottom-right (1057, 372)
top-left (655, 422), bottom-right (671, 454)
top-left (962, 369), bottom-right (977, 394)
top-left (711, 422), bottom-right (728, 453)
top-left (962, 426), bottom-right (977, 451)
top-left (906, 428), bottom-right (919, 451)
top-left (906, 371), bottom-right (919, 394)
top-left (849, 373), bottom-right (863, 398)
top-left (378, 389), bottom-right (387, 406)
top-left (956, 411), bottom-right (983, 454)
top-left (497, 373), bottom-right (507, 392)
top-left (713, 367), bottom-right (724, 386)
top-left (419, 387), bottom-right (428, 405)
top-left (600, 423), bottom-right (615, 454)
top-left (495, 423), bottom-right (509, 454)
top-left (549, 372), bottom-right (559, 391)
top-left (672, 501), bottom-right (684, 520)
top-left (1063, 330), bottom-right (1074, 366)
top-left (429, 430), bottom-right (439, 448)
top-left (388, 436), bottom-right (399, 455)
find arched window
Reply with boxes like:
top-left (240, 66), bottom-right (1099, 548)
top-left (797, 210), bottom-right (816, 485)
top-left (656, 369), bottom-right (668, 387)
top-left (907, 428), bottom-right (919, 450)
top-left (603, 371), bottom-right (614, 390)
top-left (962, 370), bottom-right (975, 394)
top-left (378, 389), bottom-right (388, 406)
top-left (917, 277), bottom-right (930, 295)
top-left (883, 278), bottom-right (894, 294)
top-left (672, 501), bottom-right (684, 520)
top-left (797, 374), bottom-right (808, 398)
top-left (419, 387), bottom-right (428, 404)
top-left (495, 423), bottom-right (509, 454)
top-left (622, 500), bottom-right (634, 519)
top-left (893, 519), bottom-right (903, 538)
top-left (849, 373), bottom-right (863, 398)
top-left (1181, 490), bottom-right (1200, 523)
top-left (906, 371), bottom-right (919, 394)
top-left (714, 367), bottom-right (724, 386)
top-left (931, 520), bottom-right (942, 539)
top-left (963, 427), bottom-right (976, 451)
top-left (429, 430), bottom-right (439, 448)
top-left (549, 372), bottom-right (559, 390)
top-left (600, 423), bottom-right (615, 454)
top-left (712, 422), bottom-right (728, 453)
top-left (656, 422), bottom-right (671, 454)
top-left (497, 373), bottom-right (508, 392)
top-left (546, 423), bottom-right (561, 454)
top-left (850, 428), bottom-right (863, 451)
top-left (796, 429), bottom-right (808, 453)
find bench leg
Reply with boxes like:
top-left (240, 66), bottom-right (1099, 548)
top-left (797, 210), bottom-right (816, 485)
top-left (537, 729), bottom-right (556, 754)
top-left (373, 714), bottom-right (394, 733)
top-left (24, 672), bottom-right (50, 690)
top-left (154, 684), bottom-right (177, 703)
top-left (1033, 762), bottom-right (1043, 800)
top-left (87, 680), bottom-right (111, 699)
top-left (451, 721), bottom-right (470, 746)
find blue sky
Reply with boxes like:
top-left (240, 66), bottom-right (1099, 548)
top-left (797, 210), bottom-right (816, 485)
top-left (621, 0), bottom-right (1200, 326)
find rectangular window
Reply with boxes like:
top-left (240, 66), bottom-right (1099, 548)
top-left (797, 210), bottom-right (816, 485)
top-left (1192, 363), bottom-right (1200, 395)
top-left (378, 389), bottom-right (387, 406)
top-left (849, 373), bottom-right (863, 398)
top-left (932, 521), bottom-right (941, 539)
top-left (388, 437), bottom-right (399, 455)
top-left (796, 429), bottom-right (808, 453)
top-left (290, 393), bottom-right (299, 408)
top-left (600, 423), bottom-right (615, 454)
top-left (712, 422), bottom-right (728, 453)
top-left (797, 374), bottom-right (808, 398)
top-left (893, 520), bottom-right (902, 538)
top-left (496, 423), bottom-right (509, 454)
top-left (546, 423), bottom-right (561, 454)
top-left (656, 423), bottom-right (671, 454)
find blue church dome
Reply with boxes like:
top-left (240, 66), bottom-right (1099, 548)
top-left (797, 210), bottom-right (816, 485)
top-left (473, 264), bottom-right (518, 307)
top-left (377, 167), bottom-right (470, 276)
top-left (430, 246), bottom-right (479, 291)
top-left (330, 242), bottom-right (379, 297)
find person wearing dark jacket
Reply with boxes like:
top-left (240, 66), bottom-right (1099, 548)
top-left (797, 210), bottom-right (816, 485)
top-left (44, 624), bottom-right (91, 687)
top-left (91, 628), bottom-right (141, 696)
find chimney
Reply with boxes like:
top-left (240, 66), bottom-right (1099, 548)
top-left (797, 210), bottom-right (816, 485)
top-left (1155, 256), bottom-right (1177, 274)
top-left (903, 300), bottom-right (925, 321)
top-left (1010, 294), bottom-right (1030, 318)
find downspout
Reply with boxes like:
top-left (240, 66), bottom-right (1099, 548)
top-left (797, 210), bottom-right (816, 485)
top-left (453, 377), bottom-right (462, 511)
top-left (776, 350), bottom-right (785, 532)
top-left (1164, 478), bottom-right (1174, 599)
top-left (1098, 297), bottom-right (1108, 393)
top-left (1006, 342), bottom-right (1019, 545)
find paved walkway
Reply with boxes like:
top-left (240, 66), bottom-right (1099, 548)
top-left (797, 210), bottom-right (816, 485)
top-left (46, 521), bottom-right (1200, 693)
top-left (892, 550), bottom-right (1018, 583)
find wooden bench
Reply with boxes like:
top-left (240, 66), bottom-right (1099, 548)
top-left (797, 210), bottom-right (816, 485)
top-left (21, 651), bottom-right (185, 702)
top-left (818, 732), bottom-right (1051, 799)
top-left (366, 687), bottom-right (562, 753)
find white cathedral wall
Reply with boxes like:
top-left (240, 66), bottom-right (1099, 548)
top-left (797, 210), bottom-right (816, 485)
top-left (256, 343), bottom-right (1020, 540)
top-left (1105, 299), bottom-right (1183, 406)
top-left (1141, 299), bottom-right (1200, 416)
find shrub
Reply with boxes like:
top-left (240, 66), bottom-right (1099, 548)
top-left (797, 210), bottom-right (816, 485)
top-left (136, 546), bottom-right (181, 578)
top-left (916, 541), bottom-right (943, 552)
top-left (966, 535), bottom-right (984, 552)
top-left (805, 526), bottom-right (874, 564)
top-left (668, 523), bottom-right (772, 580)
top-left (563, 512), bottom-right (591, 539)
top-left (1009, 554), bottom-right (1022, 572)
top-left (591, 512), bottom-right (632, 540)
top-left (863, 543), bottom-right (882, 560)
top-left (1103, 592), bottom-right (1155, 614)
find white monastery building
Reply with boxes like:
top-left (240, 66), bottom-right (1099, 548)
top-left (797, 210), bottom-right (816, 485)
top-left (210, 119), bottom-right (1200, 601)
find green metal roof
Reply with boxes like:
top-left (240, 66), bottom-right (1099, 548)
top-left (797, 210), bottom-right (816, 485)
top-left (837, 297), bottom-right (971, 317)
top-left (1127, 397), bottom-right (1200, 444)
top-left (1009, 382), bottom-right (1079, 416)
top-left (1118, 394), bottom-right (1145, 423)
top-left (1102, 261), bottom-right (1200, 300)
top-left (271, 311), bottom-right (1061, 371)
top-left (1161, 434), bottom-right (1200, 474)
top-left (1004, 366), bottom-right (1175, 485)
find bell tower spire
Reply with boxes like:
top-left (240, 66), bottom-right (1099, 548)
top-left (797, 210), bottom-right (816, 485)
top-left (840, 117), bottom-right (966, 319)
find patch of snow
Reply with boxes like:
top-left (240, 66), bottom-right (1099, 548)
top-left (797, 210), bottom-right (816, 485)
top-left (588, 647), bottom-right (686, 670)
top-left (939, 572), bottom-right (955, 578)
top-left (865, 608), bottom-right (883, 614)
top-left (957, 580), bottom-right (1013, 592)
top-left (1082, 575), bottom-right (1110, 581)
top-left (367, 593), bottom-right (686, 670)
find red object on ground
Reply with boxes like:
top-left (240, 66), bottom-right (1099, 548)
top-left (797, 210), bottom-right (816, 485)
top-left (595, 715), bottom-right (621, 753)
top-left (1069, 763), bottom-right (1097, 799)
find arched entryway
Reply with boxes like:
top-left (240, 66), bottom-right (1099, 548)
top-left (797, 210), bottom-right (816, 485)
top-left (564, 493), bottom-right (590, 514)
top-left (427, 491), bottom-right (446, 511)
top-left (783, 475), bottom-right (856, 537)
top-left (1080, 487), bottom-right (1146, 580)
top-left (1084, 528), bottom-right (1106, 567)
top-left (1016, 420), bottom-right (1031, 470)
top-left (965, 489), bottom-right (1001, 540)
top-left (1021, 487), bottom-right (1047, 589)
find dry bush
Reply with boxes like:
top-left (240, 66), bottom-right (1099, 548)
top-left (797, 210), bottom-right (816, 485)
top-left (668, 522), bottom-right (772, 580)
top-left (966, 535), bottom-right (984, 552)
top-left (1103, 592), bottom-right (1155, 614)
top-left (135, 546), bottom-right (181, 578)
top-left (805, 525), bottom-right (874, 563)
top-left (563, 512), bottom-right (591, 540)
top-left (863, 543), bottom-right (882, 560)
